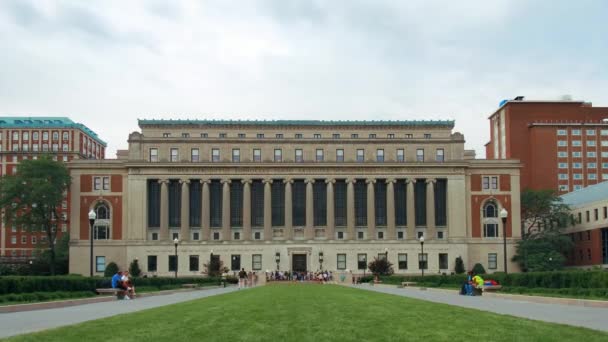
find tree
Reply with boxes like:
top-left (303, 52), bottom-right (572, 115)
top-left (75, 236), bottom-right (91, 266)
top-left (472, 263), bottom-right (486, 274)
top-left (104, 262), bottom-right (119, 277)
top-left (521, 189), bottom-right (571, 236)
top-left (368, 257), bottom-right (394, 276)
top-left (512, 230), bottom-right (573, 272)
top-left (0, 157), bottom-right (71, 275)
top-left (129, 259), bottom-right (142, 277)
top-left (454, 256), bottom-right (465, 274)
top-left (31, 234), bottom-right (70, 275)
top-left (203, 258), bottom-right (228, 277)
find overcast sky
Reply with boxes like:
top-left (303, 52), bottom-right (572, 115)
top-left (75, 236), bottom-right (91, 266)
top-left (1, 0), bottom-right (607, 158)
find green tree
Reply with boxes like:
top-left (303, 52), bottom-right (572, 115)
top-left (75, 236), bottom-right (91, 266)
top-left (521, 189), bottom-right (571, 236)
top-left (368, 257), bottom-right (394, 276)
top-left (104, 262), bottom-right (119, 277)
top-left (31, 234), bottom-right (70, 275)
top-left (129, 259), bottom-right (142, 277)
top-left (0, 157), bottom-right (71, 275)
top-left (472, 263), bottom-right (486, 275)
top-left (454, 256), bottom-right (465, 274)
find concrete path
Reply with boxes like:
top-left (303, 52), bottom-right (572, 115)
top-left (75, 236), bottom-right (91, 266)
top-left (351, 285), bottom-right (608, 332)
top-left (0, 286), bottom-right (241, 339)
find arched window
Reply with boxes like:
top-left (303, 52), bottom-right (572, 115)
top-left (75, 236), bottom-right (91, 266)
top-left (482, 201), bottom-right (499, 238)
top-left (94, 202), bottom-right (111, 240)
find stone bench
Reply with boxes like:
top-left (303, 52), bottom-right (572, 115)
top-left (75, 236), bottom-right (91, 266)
top-left (182, 283), bottom-right (198, 288)
top-left (95, 288), bottom-right (126, 298)
top-left (401, 282), bottom-right (418, 287)
top-left (483, 285), bottom-right (502, 292)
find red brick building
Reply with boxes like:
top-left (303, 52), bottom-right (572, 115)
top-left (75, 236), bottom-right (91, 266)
top-left (0, 117), bottom-right (106, 258)
top-left (485, 98), bottom-right (608, 194)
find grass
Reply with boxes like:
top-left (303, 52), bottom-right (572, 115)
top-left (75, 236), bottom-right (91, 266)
top-left (5, 284), bottom-right (608, 342)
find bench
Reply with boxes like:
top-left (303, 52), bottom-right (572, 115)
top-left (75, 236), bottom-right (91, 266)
top-left (401, 282), bottom-right (418, 287)
top-left (182, 283), bottom-right (198, 288)
top-left (95, 288), bottom-right (126, 298)
top-left (483, 285), bottom-right (502, 292)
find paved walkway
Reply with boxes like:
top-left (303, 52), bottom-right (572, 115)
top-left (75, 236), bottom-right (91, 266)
top-left (351, 285), bottom-right (608, 332)
top-left (0, 286), bottom-right (240, 339)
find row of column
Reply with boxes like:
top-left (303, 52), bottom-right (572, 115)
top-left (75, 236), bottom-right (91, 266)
top-left (156, 178), bottom-right (438, 242)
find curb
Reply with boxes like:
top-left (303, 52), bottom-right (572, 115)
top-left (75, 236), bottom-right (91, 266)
top-left (0, 286), bottom-right (224, 314)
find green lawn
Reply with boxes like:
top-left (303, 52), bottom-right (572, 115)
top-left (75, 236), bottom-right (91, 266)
top-left (5, 284), bottom-right (607, 342)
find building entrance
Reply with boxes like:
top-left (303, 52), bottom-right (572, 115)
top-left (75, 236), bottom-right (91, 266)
top-left (292, 254), bottom-right (307, 272)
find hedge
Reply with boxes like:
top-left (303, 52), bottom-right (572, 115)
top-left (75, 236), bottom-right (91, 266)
top-left (379, 270), bottom-right (608, 289)
top-left (0, 291), bottom-right (96, 304)
top-left (0, 276), bottom-right (229, 295)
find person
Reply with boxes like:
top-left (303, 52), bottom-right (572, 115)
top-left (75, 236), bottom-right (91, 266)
top-left (111, 271), bottom-right (129, 299)
top-left (122, 271), bottom-right (136, 298)
top-left (238, 268), bottom-right (247, 289)
top-left (247, 271), bottom-right (253, 288)
top-left (472, 274), bottom-right (484, 296)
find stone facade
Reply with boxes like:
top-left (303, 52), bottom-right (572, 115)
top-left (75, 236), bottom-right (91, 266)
top-left (69, 119), bottom-right (521, 276)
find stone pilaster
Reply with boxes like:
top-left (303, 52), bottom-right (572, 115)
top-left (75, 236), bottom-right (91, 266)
top-left (407, 179), bottom-right (416, 240)
top-left (242, 179), bottom-right (252, 241)
top-left (305, 178), bottom-right (315, 239)
top-left (386, 178), bottom-right (396, 240)
top-left (346, 178), bottom-right (356, 240)
top-left (179, 179), bottom-right (190, 241)
top-left (201, 179), bottom-right (210, 240)
top-left (426, 178), bottom-right (436, 240)
top-left (325, 178), bottom-right (335, 240)
top-left (221, 179), bottom-right (231, 241)
top-left (284, 178), bottom-right (293, 240)
top-left (366, 178), bottom-right (376, 240)
top-left (159, 179), bottom-right (169, 240)
top-left (263, 179), bottom-right (273, 241)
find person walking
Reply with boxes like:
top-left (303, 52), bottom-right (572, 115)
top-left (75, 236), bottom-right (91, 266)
top-left (238, 268), bottom-right (247, 289)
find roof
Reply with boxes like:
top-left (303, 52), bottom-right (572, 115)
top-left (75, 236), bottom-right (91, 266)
top-left (561, 181), bottom-right (608, 207)
top-left (138, 119), bottom-right (455, 128)
top-left (0, 116), bottom-right (106, 146)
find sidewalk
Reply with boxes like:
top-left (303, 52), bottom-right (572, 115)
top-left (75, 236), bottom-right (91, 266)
top-left (0, 286), bottom-right (240, 339)
top-left (351, 284), bottom-right (608, 332)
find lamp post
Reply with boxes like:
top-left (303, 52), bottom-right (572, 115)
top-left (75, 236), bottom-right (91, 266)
top-left (275, 252), bottom-right (280, 271)
top-left (88, 209), bottom-right (97, 277)
top-left (384, 247), bottom-right (388, 259)
top-left (319, 251), bottom-right (324, 271)
top-left (419, 236), bottom-right (425, 278)
top-left (500, 208), bottom-right (509, 274)
top-left (173, 238), bottom-right (179, 278)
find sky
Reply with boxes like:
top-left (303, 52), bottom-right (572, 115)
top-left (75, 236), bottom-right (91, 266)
top-left (1, 0), bottom-right (607, 158)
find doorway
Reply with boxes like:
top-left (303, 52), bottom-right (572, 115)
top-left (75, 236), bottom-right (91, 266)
top-left (292, 254), bottom-right (307, 272)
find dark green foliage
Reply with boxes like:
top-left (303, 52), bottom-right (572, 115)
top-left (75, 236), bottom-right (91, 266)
top-left (204, 258), bottom-right (228, 277)
top-left (104, 262), bottom-right (119, 277)
top-left (129, 259), bottom-right (142, 277)
top-left (367, 257), bottom-right (394, 276)
top-left (472, 263), bottom-right (486, 275)
top-left (358, 275), bottom-right (374, 283)
top-left (0, 291), bottom-right (96, 304)
top-left (454, 257), bottom-right (465, 274)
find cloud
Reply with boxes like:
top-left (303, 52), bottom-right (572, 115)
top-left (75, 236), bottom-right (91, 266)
top-left (1, 0), bottom-right (607, 158)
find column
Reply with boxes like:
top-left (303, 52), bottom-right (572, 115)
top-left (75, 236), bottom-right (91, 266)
top-left (386, 178), bottom-right (396, 240)
top-left (221, 179), bottom-right (231, 241)
top-left (426, 178), bottom-right (436, 240)
top-left (159, 179), bottom-right (169, 240)
top-left (242, 179), bottom-right (252, 241)
top-left (263, 179), bottom-right (273, 241)
top-left (406, 179), bottom-right (416, 240)
top-left (366, 178), bottom-right (376, 240)
top-left (284, 178), bottom-right (293, 240)
top-left (325, 178), bottom-right (335, 240)
top-left (346, 178), bottom-right (356, 240)
top-left (180, 179), bottom-right (190, 241)
top-left (305, 178), bottom-right (315, 240)
top-left (201, 179), bottom-right (210, 240)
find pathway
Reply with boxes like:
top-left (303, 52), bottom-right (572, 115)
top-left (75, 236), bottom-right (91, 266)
top-left (351, 285), bottom-right (608, 332)
top-left (0, 286), bottom-right (240, 339)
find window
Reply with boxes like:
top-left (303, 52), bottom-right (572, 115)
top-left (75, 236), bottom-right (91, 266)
top-left (602, 141), bottom-right (608, 147)
top-left (351, 134), bottom-right (359, 139)
top-left (151, 233), bottom-right (158, 241)
top-left (337, 254), bottom-right (346, 270)
top-left (193, 232), bottom-right (199, 240)
top-left (337, 231), bottom-right (344, 239)
top-left (52, 131), bottom-right (59, 140)
top-left (94, 177), bottom-right (102, 190)
top-left (201, 133), bottom-right (208, 138)
top-left (316, 149), bottom-right (324, 162)
top-left (43, 131), bottom-right (49, 140)
top-left (96, 256), bottom-right (106, 272)
top-left (189, 255), bottom-right (199, 271)
top-left (574, 162), bottom-right (583, 169)
top-left (558, 163), bottom-right (567, 169)
top-left (405, 134), bottom-right (413, 138)
top-left (232, 149), bottom-right (240, 162)
top-left (483, 202), bottom-right (499, 238)
top-left (587, 129), bottom-right (596, 135)
top-left (181, 133), bottom-right (190, 138)
top-left (257, 133), bottom-right (264, 139)
top-left (148, 255), bottom-right (156, 272)
top-left (294, 149), bottom-right (303, 162)
top-left (488, 253), bottom-right (497, 269)
top-left (333, 134), bottom-right (340, 139)
top-left (11, 236), bottom-right (16, 244)
top-left (377, 231), bottom-right (384, 239)
top-left (588, 162), bottom-right (597, 168)
top-left (212, 148), bottom-right (220, 162)
top-left (436, 149), bottom-right (444, 162)
top-left (274, 149), bottom-right (282, 162)
top-left (369, 134), bottom-right (376, 139)
top-left (595, 209), bottom-right (599, 221)
top-left (238, 133), bottom-right (246, 138)
top-left (219, 133), bottom-right (227, 138)
top-left (274, 133), bottom-right (283, 139)
top-left (557, 151), bottom-right (567, 158)
top-left (62, 143), bottom-right (68, 151)
top-left (559, 185), bottom-right (569, 191)
top-left (357, 254), bottom-right (367, 270)
top-left (162, 133), bottom-right (171, 138)
top-left (589, 174), bottom-right (597, 180)
top-left (170, 148), bottom-right (179, 162)
top-left (252, 254), bottom-right (262, 270)
top-left (21, 236), bottom-right (26, 244)
top-left (103, 177), bottom-right (110, 190)
top-left (573, 174), bottom-right (583, 180)
top-left (376, 149), bottom-right (384, 162)
top-left (33, 144), bottom-right (38, 151)
top-left (52, 143), bottom-right (58, 152)
top-left (572, 140), bottom-right (582, 147)
top-left (439, 253), bottom-right (448, 269)
top-left (416, 149), bottom-right (424, 162)
top-left (22, 131), bottom-right (29, 140)
top-left (573, 151), bottom-right (582, 158)
top-left (33, 132), bottom-right (39, 140)
top-left (574, 185), bottom-right (582, 190)
top-left (572, 129), bottom-right (581, 135)
top-left (314, 134), bottom-right (321, 139)
top-left (557, 141), bottom-right (567, 147)
top-left (437, 231), bottom-right (444, 239)
top-left (213, 232), bottom-right (220, 240)
top-left (32, 236), bottom-right (37, 244)
top-left (397, 149), bottom-right (405, 162)
top-left (588, 141), bottom-right (597, 147)
top-left (254, 232), bottom-right (261, 240)
top-left (602, 130), bottom-right (608, 136)
top-left (357, 231), bottom-right (364, 239)
top-left (397, 231), bottom-right (404, 240)
top-left (588, 151), bottom-right (597, 157)
top-left (418, 253), bottom-right (427, 270)
top-left (191, 149), bottom-right (199, 162)
top-left (387, 134), bottom-right (395, 139)
top-left (356, 149), bottom-right (364, 162)
top-left (168, 255), bottom-right (177, 272)
top-left (557, 129), bottom-right (567, 135)
top-left (558, 174), bottom-right (568, 180)
top-left (295, 133), bottom-right (303, 139)
top-left (336, 149), bottom-right (344, 162)
top-left (253, 149), bottom-right (261, 162)
top-left (482, 176), bottom-right (498, 190)
top-left (397, 254), bottom-right (408, 269)
top-left (234, 232), bottom-right (240, 240)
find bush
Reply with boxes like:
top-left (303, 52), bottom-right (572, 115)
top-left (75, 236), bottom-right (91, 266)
top-left (368, 257), bottom-right (394, 276)
top-left (472, 263), bottom-right (486, 275)
top-left (0, 291), bottom-right (96, 304)
top-left (129, 259), bottom-right (142, 277)
top-left (454, 257), bottom-right (465, 274)
top-left (104, 262), bottom-right (119, 277)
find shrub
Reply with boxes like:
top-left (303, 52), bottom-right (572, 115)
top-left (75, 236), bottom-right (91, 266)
top-left (368, 257), bottom-right (394, 276)
top-left (454, 257), bottom-right (465, 274)
top-left (104, 262), bottom-right (119, 277)
top-left (472, 263), bottom-right (486, 275)
top-left (129, 259), bottom-right (142, 277)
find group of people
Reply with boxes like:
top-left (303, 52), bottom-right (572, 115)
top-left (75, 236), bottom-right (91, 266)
top-left (111, 271), bottom-right (136, 299)
top-left (460, 272), bottom-right (498, 296)
top-left (266, 270), bottom-right (334, 283)
top-left (237, 268), bottom-right (259, 289)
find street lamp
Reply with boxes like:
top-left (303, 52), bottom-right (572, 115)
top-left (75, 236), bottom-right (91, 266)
top-left (275, 252), bottom-right (280, 271)
top-left (384, 247), bottom-right (388, 259)
top-left (500, 208), bottom-right (509, 274)
top-left (319, 251), bottom-right (324, 271)
top-left (419, 236), bottom-right (425, 278)
top-left (88, 209), bottom-right (97, 277)
top-left (173, 238), bottom-right (179, 278)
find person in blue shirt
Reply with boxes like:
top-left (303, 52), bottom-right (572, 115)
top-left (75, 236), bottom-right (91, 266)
top-left (111, 271), bottom-right (123, 289)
